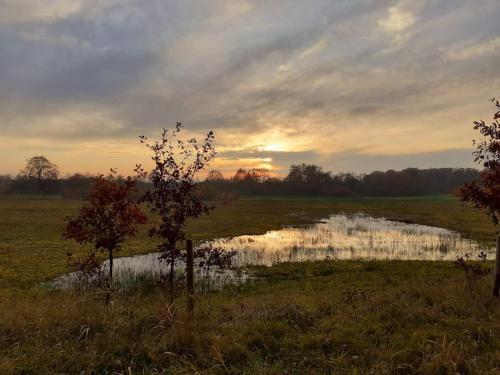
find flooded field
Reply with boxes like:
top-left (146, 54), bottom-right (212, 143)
top-left (53, 214), bottom-right (492, 288)
top-left (215, 213), bottom-right (490, 266)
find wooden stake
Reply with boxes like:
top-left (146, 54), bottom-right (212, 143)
top-left (186, 239), bottom-right (194, 315)
top-left (493, 235), bottom-right (500, 297)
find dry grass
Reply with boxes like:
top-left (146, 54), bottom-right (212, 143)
top-left (1, 196), bottom-right (499, 373)
top-left (1, 261), bottom-right (499, 374)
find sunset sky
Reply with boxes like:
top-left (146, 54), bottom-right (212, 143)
top-left (1, 0), bottom-right (499, 177)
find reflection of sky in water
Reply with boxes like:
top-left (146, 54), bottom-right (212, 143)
top-left (53, 214), bottom-right (492, 288)
top-left (212, 214), bottom-right (491, 266)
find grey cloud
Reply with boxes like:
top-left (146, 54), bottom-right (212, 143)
top-left (31, 50), bottom-right (156, 100)
top-left (326, 149), bottom-right (477, 174)
top-left (0, 0), bottom-right (499, 173)
top-left (350, 106), bottom-right (382, 115)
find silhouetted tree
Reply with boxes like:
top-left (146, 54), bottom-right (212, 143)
top-left (285, 164), bottom-right (331, 184)
top-left (64, 174), bottom-right (147, 303)
top-left (62, 173), bottom-right (94, 199)
top-left (249, 168), bottom-right (271, 182)
top-left (232, 168), bottom-right (249, 181)
top-left (22, 155), bottom-right (59, 180)
top-left (137, 123), bottom-right (216, 302)
top-left (2, 161), bottom-right (480, 198)
top-left (0, 175), bottom-right (12, 194)
top-left (200, 165), bottom-right (478, 198)
top-left (458, 98), bottom-right (500, 296)
top-left (284, 163), bottom-right (332, 194)
top-left (206, 170), bottom-right (224, 181)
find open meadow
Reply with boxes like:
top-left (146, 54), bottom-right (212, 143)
top-left (1, 195), bottom-right (500, 373)
top-left (1, 194), bottom-right (496, 288)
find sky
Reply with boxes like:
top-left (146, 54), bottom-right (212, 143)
top-left (0, 0), bottom-right (499, 177)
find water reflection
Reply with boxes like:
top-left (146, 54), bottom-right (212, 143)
top-left (53, 214), bottom-right (492, 289)
top-left (212, 214), bottom-right (490, 266)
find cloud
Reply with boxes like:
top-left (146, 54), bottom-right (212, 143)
top-left (0, 0), bottom-right (499, 175)
top-left (2, 106), bottom-right (126, 139)
top-left (446, 37), bottom-right (500, 61)
top-left (377, 0), bottom-right (425, 48)
top-left (0, 0), bottom-right (131, 24)
top-left (18, 29), bottom-right (91, 48)
top-left (349, 106), bottom-right (382, 115)
top-left (325, 149), bottom-right (477, 174)
top-left (0, 0), bottom-right (83, 24)
top-left (378, 1), bottom-right (416, 33)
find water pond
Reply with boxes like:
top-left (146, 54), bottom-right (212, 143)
top-left (53, 214), bottom-right (492, 289)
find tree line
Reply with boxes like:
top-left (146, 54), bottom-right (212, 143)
top-left (0, 160), bottom-right (479, 198)
top-left (201, 166), bottom-right (479, 198)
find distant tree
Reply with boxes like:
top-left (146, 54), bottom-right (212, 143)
top-left (458, 98), bottom-right (500, 296)
top-left (231, 168), bottom-right (270, 182)
top-left (186, 164), bottom-right (479, 198)
top-left (284, 164), bottom-right (332, 195)
top-left (284, 164), bottom-right (304, 183)
top-left (0, 175), bottom-right (12, 194)
top-left (62, 173), bottom-right (94, 199)
top-left (232, 168), bottom-right (249, 181)
top-left (249, 168), bottom-right (270, 182)
top-left (136, 123), bottom-right (216, 302)
top-left (285, 164), bottom-right (331, 184)
top-left (332, 172), bottom-right (361, 195)
top-left (206, 169), bottom-right (224, 181)
top-left (22, 155), bottom-right (59, 180)
top-left (63, 174), bottom-right (147, 303)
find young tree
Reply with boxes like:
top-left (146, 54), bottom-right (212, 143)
top-left (63, 174), bottom-right (147, 302)
top-left (136, 123), bottom-right (216, 302)
top-left (22, 155), bottom-right (59, 180)
top-left (458, 98), bottom-right (500, 296)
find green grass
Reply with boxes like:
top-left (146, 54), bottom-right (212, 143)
top-left (0, 195), bottom-right (499, 373)
top-left (0, 195), bottom-right (495, 288)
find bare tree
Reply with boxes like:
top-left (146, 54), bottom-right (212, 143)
top-left (22, 155), bottom-right (59, 180)
top-left (458, 98), bottom-right (500, 297)
top-left (136, 123), bottom-right (216, 302)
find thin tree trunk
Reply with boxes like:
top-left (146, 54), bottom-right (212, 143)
top-left (107, 248), bottom-right (113, 304)
top-left (109, 249), bottom-right (113, 286)
top-left (169, 242), bottom-right (175, 304)
top-left (493, 236), bottom-right (500, 297)
top-left (186, 239), bottom-right (194, 317)
top-left (169, 260), bottom-right (174, 303)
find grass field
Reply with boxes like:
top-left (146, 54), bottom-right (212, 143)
top-left (1, 261), bottom-right (499, 373)
top-left (0, 194), bottom-right (495, 288)
top-left (0, 195), bottom-right (499, 373)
